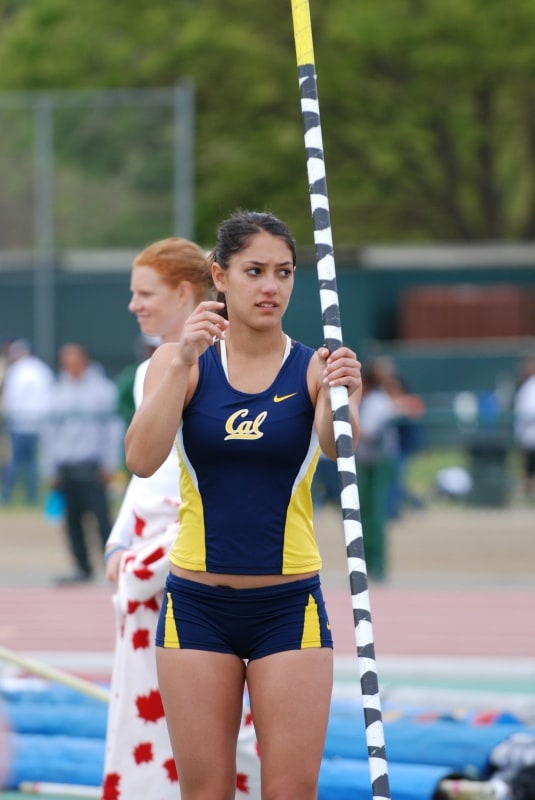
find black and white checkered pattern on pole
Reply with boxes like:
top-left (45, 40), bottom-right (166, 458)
top-left (290, 2), bottom-right (391, 798)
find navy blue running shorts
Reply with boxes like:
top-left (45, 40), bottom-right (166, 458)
top-left (155, 573), bottom-right (333, 661)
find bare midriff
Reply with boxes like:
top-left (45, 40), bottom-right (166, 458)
top-left (170, 565), bottom-right (318, 589)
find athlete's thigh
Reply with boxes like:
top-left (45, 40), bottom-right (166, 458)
top-left (157, 648), bottom-right (246, 798)
top-left (247, 648), bottom-right (333, 796)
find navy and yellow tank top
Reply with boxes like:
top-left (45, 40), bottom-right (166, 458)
top-left (169, 339), bottom-right (322, 575)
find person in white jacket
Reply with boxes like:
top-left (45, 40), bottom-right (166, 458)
top-left (1, 339), bottom-right (54, 505)
top-left (101, 237), bottom-right (261, 800)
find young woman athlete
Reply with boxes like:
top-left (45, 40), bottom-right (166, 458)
top-left (125, 211), bottom-right (362, 799)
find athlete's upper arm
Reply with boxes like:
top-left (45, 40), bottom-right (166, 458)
top-left (139, 343), bottom-right (174, 401)
top-left (140, 343), bottom-right (198, 410)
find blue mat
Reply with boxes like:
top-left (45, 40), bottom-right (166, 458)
top-left (3, 681), bottom-right (534, 799)
top-left (325, 715), bottom-right (531, 775)
top-left (319, 759), bottom-right (453, 800)
top-left (6, 733), bottom-right (453, 800)
top-left (7, 734), bottom-right (105, 787)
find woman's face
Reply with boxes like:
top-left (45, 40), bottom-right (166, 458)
top-left (128, 266), bottom-right (186, 342)
top-left (213, 230), bottom-right (295, 330)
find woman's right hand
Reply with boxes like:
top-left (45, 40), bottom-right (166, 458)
top-left (177, 301), bottom-right (229, 366)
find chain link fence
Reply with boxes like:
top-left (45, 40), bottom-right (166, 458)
top-left (0, 85), bottom-right (195, 364)
top-left (0, 85), bottom-right (194, 251)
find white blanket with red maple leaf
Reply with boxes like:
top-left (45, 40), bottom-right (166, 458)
top-left (101, 495), bottom-right (261, 800)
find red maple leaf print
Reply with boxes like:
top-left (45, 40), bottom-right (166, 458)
top-left (133, 565), bottom-right (155, 581)
top-left (163, 757), bottom-right (179, 782)
top-left (236, 773), bottom-right (250, 793)
top-left (133, 513), bottom-right (146, 537)
top-left (132, 628), bottom-right (150, 650)
top-left (136, 689), bottom-right (165, 723)
top-left (102, 773), bottom-right (120, 800)
top-left (244, 710), bottom-right (254, 726)
top-left (134, 741), bottom-right (153, 764)
top-left (473, 711), bottom-right (499, 725)
top-left (127, 600), bottom-right (140, 614)
top-left (143, 597), bottom-right (160, 612)
top-left (143, 546), bottom-right (166, 566)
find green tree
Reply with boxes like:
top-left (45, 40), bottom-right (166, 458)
top-left (1, 0), bottom-right (535, 246)
top-left (321, 0), bottom-right (535, 241)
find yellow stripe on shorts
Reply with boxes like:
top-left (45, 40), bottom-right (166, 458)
top-left (301, 592), bottom-right (322, 648)
top-left (164, 591), bottom-right (180, 649)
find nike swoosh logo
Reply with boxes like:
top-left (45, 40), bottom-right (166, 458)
top-left (273, 392), bottom-right (298, 403)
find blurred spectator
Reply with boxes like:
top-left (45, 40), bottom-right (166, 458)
top-left (1, 339), bottom-right (54, 505)
top-left (513, 356), bottom-right (535, 499)
top-left (42, 343), bottom-right (123, 585)
top-left (383, 372), bottom-right (426, 519)
top-left (355, 360), bottom-right (398, 580)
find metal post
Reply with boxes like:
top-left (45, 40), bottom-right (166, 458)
top-left (33, 93), bottom-right (55, 367)
top-left (172, 80), bottom-right (195, 241)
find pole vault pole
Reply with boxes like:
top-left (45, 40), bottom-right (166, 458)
top-left (0, 646), bottom-right (110, 704)
top-left (289, 2), bottom-right (391, 798)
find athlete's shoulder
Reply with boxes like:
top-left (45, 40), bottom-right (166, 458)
top-left (289, 339), bottom-right (316, 359)
top-left (290, 341), bottom-right (318, 381)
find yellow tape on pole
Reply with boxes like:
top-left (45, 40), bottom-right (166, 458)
top-left (290, 0), bottom-right (315, 67)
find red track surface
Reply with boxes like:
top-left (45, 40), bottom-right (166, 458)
top-left (1, 583), bottom-right (533, 666)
